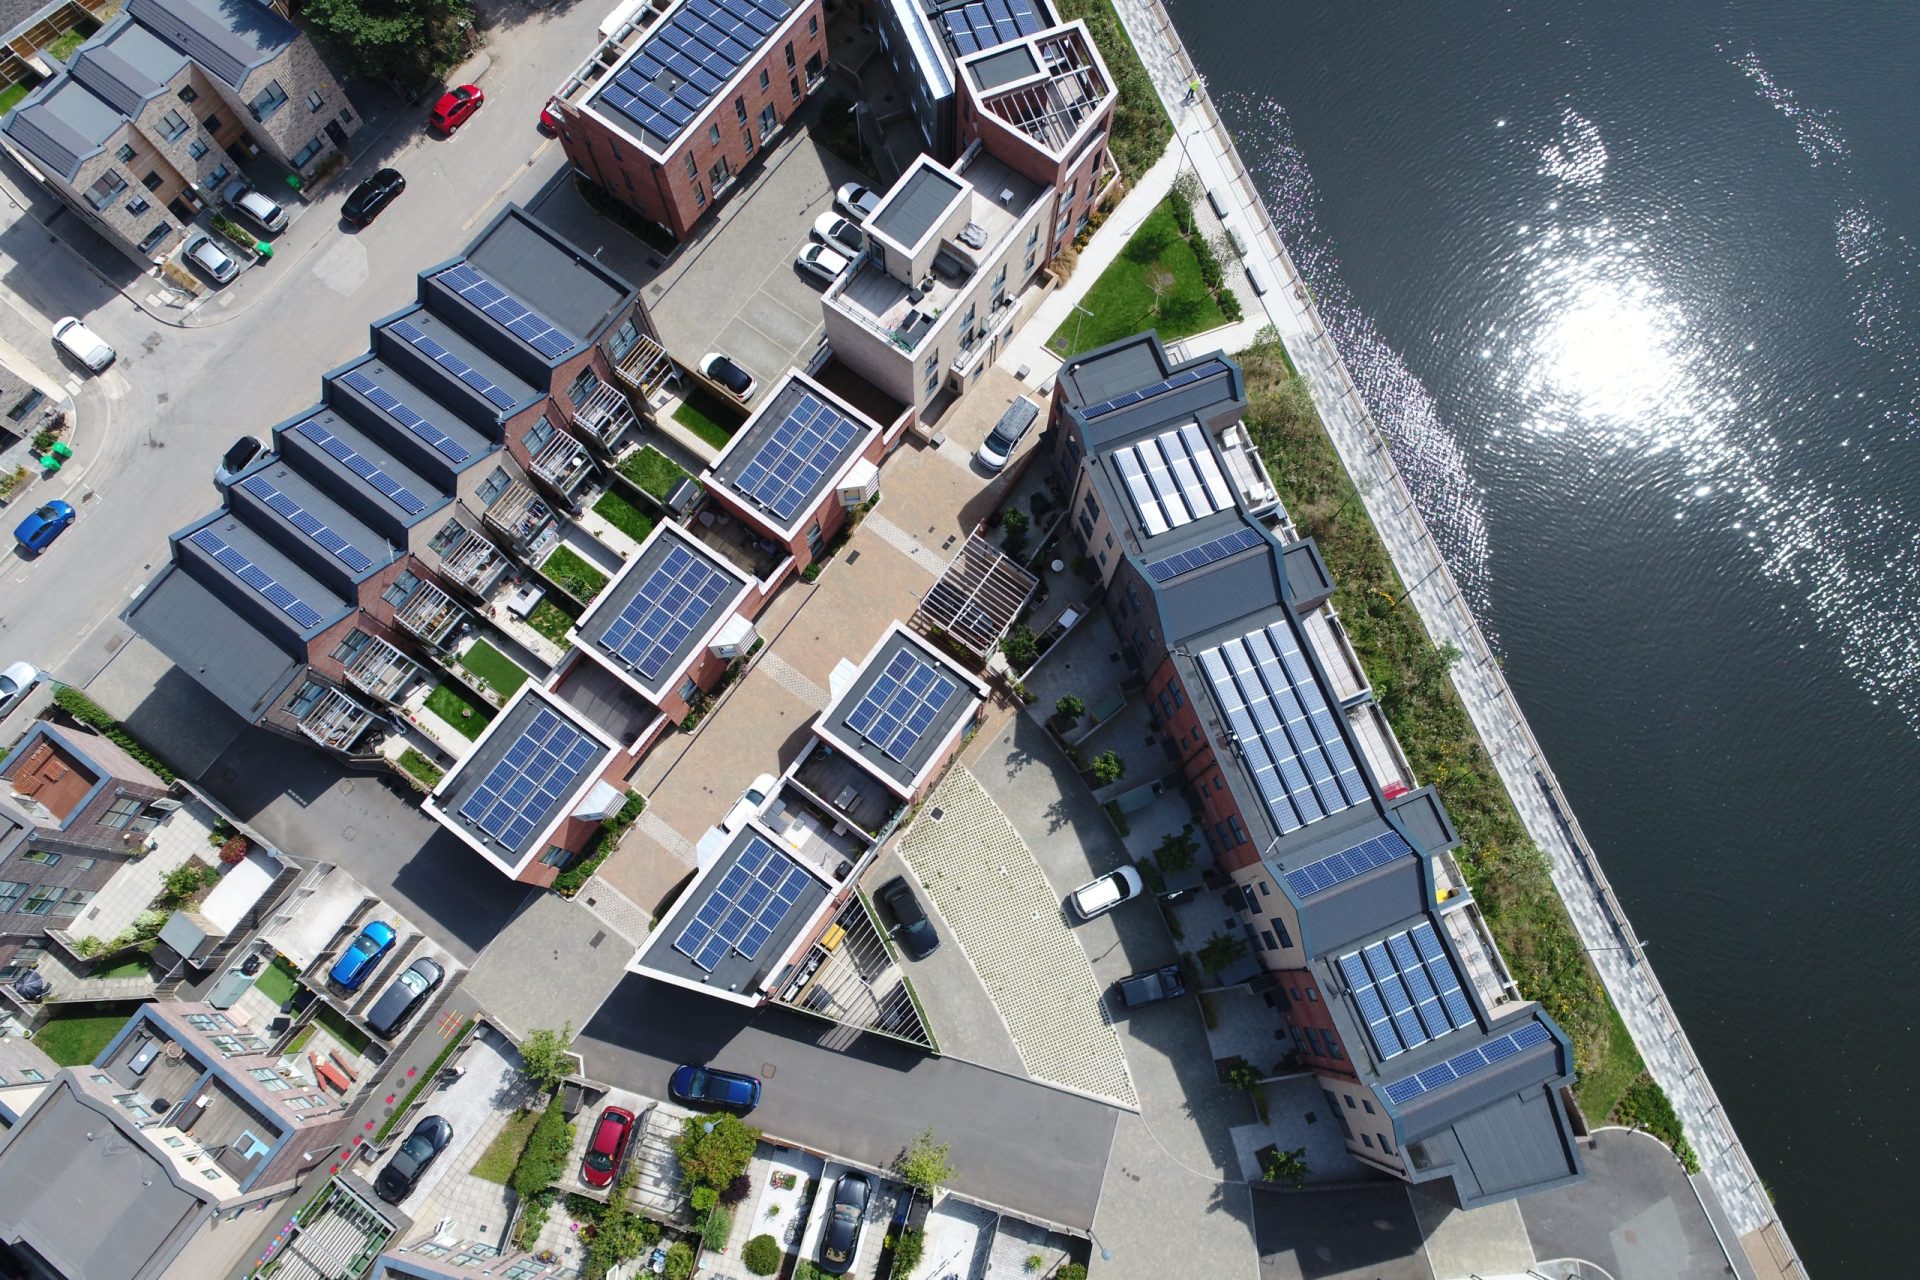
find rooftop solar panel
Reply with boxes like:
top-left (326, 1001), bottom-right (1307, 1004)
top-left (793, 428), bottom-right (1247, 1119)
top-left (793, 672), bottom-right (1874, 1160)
top-left (672, 835), bottom-right (814, 972)
top-left (186, 527), bottom-right (328, 631)
top-left (457, 708), bottom-right (602, 850)
top-left (1336, 922), bottom-right (1477, 1062)
top-left (846, 649), bottom-right (958, 763)
top-left (238, 475), bottom-right (376, 575)
top-left (292, 418), bottom-right (429, 516)
top-left (733, 391), bottom-right (862, 523)
top-left (389, 318), bottom-right (519, 411)
top-left (1282, 830), bottom-right (1414, 898)
top-left (598, 0), bottom-right (792, 146)
top-left (1111, 422), bottom-right (1234, 536)
top-left (338, 368), bottom-right (473, 464)
top-left (598, 542), bottom-right (735, 682)
top-left (436, 263), bottom-right (580, 362)
top-left (1080, 358), bottom-right (1232, 419)
top-left (1143, 525), bottom-right (1265, 583)
top-left (1380, 1019), bottom-right (1555, 1106)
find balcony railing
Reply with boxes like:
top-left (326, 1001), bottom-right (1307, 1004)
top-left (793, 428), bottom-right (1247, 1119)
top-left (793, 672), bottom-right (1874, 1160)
top-left (573, 380), bottom-right (641, 450)
top-left (297, 686), bottom-right (377, 751)
top-left (394, 578), bottom-right (466, 648)
top-left (342, 633), bottom-right (421, 704)
top-left (950, 298), bottom-right (1019, 380)
top-left (612, 334), bottom-right (673, 401)
top-left (484, 479), bottom-right (557, 557)
top-left (531, 431), bottom-right (594, 497)
top-left (1220, 421), bottom-right (1279, 513)
top-left (436, 523), bottom-right (511, 598)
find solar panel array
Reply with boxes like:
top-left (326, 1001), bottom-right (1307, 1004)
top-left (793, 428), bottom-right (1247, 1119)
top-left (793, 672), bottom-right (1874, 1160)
top-left (187, 528), bottom-right (328, 630)
top-left (596, 0), bottom-right (791, 146)
top-left (389, 318), bottom-right (518, 411)
top-left (846, 649), bottom-right (957, 762)
top-left (940, 0), bottom-right (1044, 55)
top-left (436, 263), bottom-right (578, 361)
top-left (1198, 620), bottom-right (1368, 834)
top-left (292, 418), bottom-right (429, 517)
top-left (239, 475), bottom-right (375, 575)
top-left (673, 835), bottom-right (812, 971)
top-left (457, 708), bottom-right (601, 850)
top-left (1381, 1019), bottom-right (1554, 1106)
top-left (1079, 357), bottom-right (1231, 419)
top-left (1336, 921), bottom-right (1477, 1062)
top-left (599, 542), bottom-right (734, 682)
top-left (1112, 423), bottom-right (1235, 535)
top-left (338, 368), bottom-right (473, 464)
top-left (733, 391), bottom-right (862, 522)
top-left (1283, 830), bottom-right (1414, 898)
top-left (1143, 525), bottom-right (1264, 583)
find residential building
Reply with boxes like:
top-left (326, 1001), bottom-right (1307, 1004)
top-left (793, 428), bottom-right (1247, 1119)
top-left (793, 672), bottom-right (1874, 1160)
top-left (0, 1035), bottom-right (60, 1127)
top-left (871, 0), bottom-right (1056, 158)
top-left (547, 0), bottom-right (831, 240)
top-left (1044, 333), bottom-right (1584, 1209)
top-left (0, 0), bottom-right (360, 262)
top-left (124, 205), bottom-right (663, 757)
top-left (0, 1000), bottom-right (350, 1280)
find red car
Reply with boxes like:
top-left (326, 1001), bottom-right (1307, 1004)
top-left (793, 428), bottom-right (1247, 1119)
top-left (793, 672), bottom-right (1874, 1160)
top-left (581, 1106), bottom-right (636, 1189)
top-left (430, 85), bottom-right (485, 133)
top-left (538, 97), bottom-right (564, 133)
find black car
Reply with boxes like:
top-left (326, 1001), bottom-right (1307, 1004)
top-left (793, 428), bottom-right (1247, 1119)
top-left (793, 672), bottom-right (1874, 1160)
top-left (818, 1171), bottom-right (871, 1275)
top-left (876, 876), bottom-right (940, 960)
top-left (343, 169), bottom-right (406, 227)
top-left (375, 1114), bottom-right (453, 1204)
top-left (366, 956), bottom-right (445, 1038)
top-left (215, 435), bottom-right (263, 486)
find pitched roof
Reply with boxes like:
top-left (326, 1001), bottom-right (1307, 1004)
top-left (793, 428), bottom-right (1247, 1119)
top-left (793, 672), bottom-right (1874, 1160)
top-left (126, 0), bottom-right (295, 88)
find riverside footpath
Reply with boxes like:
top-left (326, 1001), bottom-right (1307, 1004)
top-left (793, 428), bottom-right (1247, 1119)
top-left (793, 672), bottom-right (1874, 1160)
top-left (1045, 2), bottom-right (1806, 1277)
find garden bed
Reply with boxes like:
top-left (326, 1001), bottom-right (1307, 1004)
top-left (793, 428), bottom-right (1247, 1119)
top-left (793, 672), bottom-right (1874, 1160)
top-left (593, 489), bottom-right (656, 544)
top-left (619, 445), bottom-right (692, 503)
top-left (672, 389), bottom-right (745, 452)
top-left (542, 546), bottom-right (610, 603)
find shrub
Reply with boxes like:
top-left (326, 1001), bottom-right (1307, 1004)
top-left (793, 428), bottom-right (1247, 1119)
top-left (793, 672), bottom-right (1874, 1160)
top-left (664, 1241), bottom-right (696, 1280)
top-left (700, 1206), bottom-right (733, 1251)
top-left (514, 1192), bottom-right (553, 1251)
top-left (890, 1228), bottom-right (925, 1276)
top-left (510, 1093), bottom-right (575, 1200)
top-left (1025, 1255), bottom-right (1044, 1272)
top-left (720, 1172), bottom-right (753, 1206)
top-left (743, 1234), bottom-right (782, 1275)
top-left (893, 1128), bottom-right (955, 1194)
top-left (1198, 930), bottom-right (1248, 975)
top-left (552, 792), bottom-right (646, 896)
top-left (218, 834), bottom-right (251, 864)
top-left (690, 1185), bottom-right (718, 1213)
top-left (1000, 624), bottom-right (1038, 670)
top-left (619, 445), bottom-right (692, 501)
top-left (1054, 694), bottom-right (1085, 722)
top-left (1088, 751), bottom-right (1125, 785)
top-left (543, 547), bottom-right (610, 602)
top-left (1001, 508), bottom-right (1030, 536)
top-left (1058, 1267), bottom-right (1087, 1280)
top-left (518, 1023), bottom-right (574, 1092)
top-left (161, 864), bottom-right (204, 906)
top-left (1219, 287), bottom-right (1244, 323)
top-left (51, 686), bottom-right (175, 781)
top-left (1155, 832), bottom-right (1197, 875)
top-left (677, 1112), bottom-right (760, 1192)
top-left (582, 1167), bottom-right (660, 1280)
top-left (1169, 170), bottom-right (1201, 235)
top-left (1262, 1146), bottom-right (1309, 1187)
top-left (398, 748), bottom-right (444, 788)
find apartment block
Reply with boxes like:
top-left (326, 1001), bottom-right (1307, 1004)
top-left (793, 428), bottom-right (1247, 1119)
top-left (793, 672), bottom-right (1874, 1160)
top-left (0, 0), bottom-right (360, 262)
top-left (871, 0), bottom-right (1055, 158)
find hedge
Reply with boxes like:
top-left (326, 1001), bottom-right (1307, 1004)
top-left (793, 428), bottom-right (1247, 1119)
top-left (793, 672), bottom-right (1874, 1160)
top-left (52, 686), bottom-right (176, 781)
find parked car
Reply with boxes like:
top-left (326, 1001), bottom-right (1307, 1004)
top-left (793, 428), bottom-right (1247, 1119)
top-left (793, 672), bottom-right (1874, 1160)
top-left (538, 97), bottom-right (564, 132)
top-left (836, 182), bottom-right (880, 222)
top-left (225, 181), bottom-right (288, 234)
top-left (812, 211), bottom-right (863, 255)
top-left (717, 772), bottom-right (777, 835)
top-left (343, 169), bottom-right (406, 227)
top-left (215, 435), bottom-right (264, 486)
top-left (52, 317), bottom-right (113, 372)
top-left (668, 1063), bottom-right (761, 1114)
top-left (13, 501), bottom-right (75, 555)
top-left (375, 1114), bottom-right (453, 1204)
top-left (818, 1170), bottom-right (872, 1275)
top-left (974, 395), bottom-right (1039, 472)
top-left (876, 876), bottom-right (939, 960)
top-left (796, 243), bottom-right (851, 286)
top-left (0, 662), bottom-right (39, 720)
top-left (328, 920), bottom-right (396, 990)
top-left (699, 352), bottom-right (756, 402)
top-left (1115, 963), bottom-right (1188, 1009)
top-left (183, 233), bottom-right (240, 285)
top-left (581, 1105), bottom-right (637, 1189)
top-left (366, 957), bottom-right (444, 1037)
top-left (1067, 866), bottom-right (1143, 921)
top-left (430, 84), bottom-right (485, 133)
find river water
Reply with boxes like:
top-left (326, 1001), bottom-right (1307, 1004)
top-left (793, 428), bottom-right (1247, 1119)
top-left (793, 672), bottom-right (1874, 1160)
top-left (1166, 0), bottom-right (1920, 1271)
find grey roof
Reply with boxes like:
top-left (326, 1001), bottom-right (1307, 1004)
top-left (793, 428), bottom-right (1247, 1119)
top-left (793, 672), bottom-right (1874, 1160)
top-left (1057, 333), bottom-right (1243, 451)
top-left (588, 0), bottom-right (794, 153)
top-left (967, 43), bottom-right (1037, 91)
top-left (1282, 538), bottom-right (1333, 607)
top-left (710, 375), bottom-right (877, 534)
top-left (640, 823), bottom-right (830, 995)
top-left (457, 207), bottom-right (636, 349)
top-left (433, 690), bottom-right (611, 866)
top-left (226, 453), bottom-right (401, 589)
top-left (1272, 811), bottom-right (1426, 956)
top-left (2, 75), bottom-right (124, 180)
top-left (0, 1034), bottom-right (58, 1085)
top-left (869, 164), bottom-right (965, 248)
top-left (1387, 786), bottom-right (1458, 855)
top-left (576, 525), bottom-right (746, 696)
top-left (822, 630), bottom-right (978, 796)
top-left (126, 0), bottom-right (295, 88)
top-left (174, 510), bottom-right (352, 642)
top-left (1150, 528), bottom-right (1286, 644)
top-left (70, 18), bottom-right (189, 114)
top-left (550, 656), bottom-right (661, 746)
top-left (327, 355), bottom-right (496, 480)
top-left (1055, 333), bottom-right (1166, 413)
top-left (937, 0), bottom-right (1048, 56)
top-left (376, 306), bottom-right (542, 418)
top-left (123, 563), bottom-right (303, 723)
top-left (272, 405), bottom-right (451, 536)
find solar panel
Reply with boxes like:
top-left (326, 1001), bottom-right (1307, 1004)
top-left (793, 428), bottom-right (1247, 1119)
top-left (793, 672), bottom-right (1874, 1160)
top-left (1380, 1020), bottom-right (1555, 1106)
top-left (1080, 359), bottom-right (1231, 419)
top-left (457, 708), bottom-right (602, 850)
top-left (338, 368), bottom-right (473, 464)
top-left (186, 528), bottom-right (328, 630)
top-left (733, 392), bottom-right (862, 523)
top-left (1282, 830), bottom-right (1414, 898)
top-left (1143, 525), bottom-right (1265, 583)
top-left (1336, 922), bottom-right (1478, 1062)
top-left (596, 0), bottom-right (791, 143)
top-left (1111, 423), bottom-right (1234, 536)
top-left (940, 0), bottom-right (1044, 54)
top-left (292, 418), bottom-right (429, 516)
top-left (238, 475), bottom-right (376, 575)
top-left (389, 318), bottom-right (519, 411)
top-left (435, 263), bottom-right (580, 362)
top-left (846, 649), bottom-right (957, 763)
top-left (672, 836), bottom-right (815, 971)
top-left (597, 542), bottom-right (735, 682)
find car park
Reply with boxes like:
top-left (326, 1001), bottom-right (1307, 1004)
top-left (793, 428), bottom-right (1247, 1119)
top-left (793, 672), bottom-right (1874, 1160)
top-left (1115, 963), bottom-right (1188, 1009)
top-left (366, 957), bottom-right (444, 1037)
top-left (52, 317), bottom-right (113, 372)
top-left (328, 920), bottom-right (396, 990)
top-left (876, 876), bottom-right (940, 960)
top-left (375, 1114), bottom-right (453, 1203)
top-left (796, 243), bottom-right (851, 286)
top-left (343, 169), bottom-right (406, 227)
top-left (668, 1063), bottom-right (761, 1114)
top-left (836, 182), bottom-right (879, 222)
top-left (183, 233), bottom-right (240, 285)
top-left (818, 1170), bottom-right (871, 1274)
top-left (699, 352), bottom-right (756, 403)
top-left (0, 662), bottom-right (39, 720)
top-left (812, 211), bottom-right (863, 256)
top-left (1067, 866), bottom-right (1143, 921)
top-left (430, 85), bottom-right (485, 133)
top-left (581, 1105), bottom-right (637, 1189)
top-left (975, 395), bottom-right (1039, 472)
top-left (215, 435), bottom-right (264, 486)
top-left (13, 501), bottom-right (74, 555)
top-left (225, 181), bottom-right (288, 234)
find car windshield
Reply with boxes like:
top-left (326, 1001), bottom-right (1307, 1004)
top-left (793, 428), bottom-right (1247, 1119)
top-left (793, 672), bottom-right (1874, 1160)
top-left (352, 935), bottom-right (378, 956)
top-left (585, 1148), bottom-right (615, 1172)
top-left (32, 506), bottom-right (56, 521)
top-left (401, 1135), bottom-right (433, 1160)
top-left (400, 969), bottom-right (427, 995)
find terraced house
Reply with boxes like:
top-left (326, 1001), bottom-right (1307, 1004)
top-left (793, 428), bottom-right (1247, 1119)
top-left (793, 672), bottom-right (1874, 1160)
top-left (1045, 333), bottom-right (1585, 1209)
top-left (0, 0), bottom-right (359, 262)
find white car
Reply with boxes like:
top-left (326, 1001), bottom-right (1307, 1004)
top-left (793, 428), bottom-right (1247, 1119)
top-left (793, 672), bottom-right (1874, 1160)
top-left (812, 211), bottom-right (863, 256)
top-left (0, 662), bottom-right (40, 721)
top-left (52, 317), bottom-right (114, 372)
top-left (836, 182), bottom-right (879, 222)
top-left (184, 233), bottom-right (240, 285)
top-left (1068, 866), bottom-right (1144, 921)
top-left (699, 352), bottom-right (756, 402)
top-left (975, 395), bottom-right (1040, 472)
top-left (717, 773), bottom-right (778, 835)
top-left (225, 181), bottom-right (288, 234)
top-left (796, 243), bottom-right (851, 286)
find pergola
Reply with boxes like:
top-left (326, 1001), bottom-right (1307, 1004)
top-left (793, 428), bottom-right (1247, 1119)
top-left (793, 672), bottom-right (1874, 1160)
top-left (916, 533), bottom-right (1039, 658)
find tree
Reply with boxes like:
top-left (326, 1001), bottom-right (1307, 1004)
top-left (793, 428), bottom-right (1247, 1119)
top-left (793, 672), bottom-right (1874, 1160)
top-left (1155, 832), bottom-right (1197, 875)
top-left (894, 1128), bottom-right (956, 1194)
top-left (518, 1022), bottom-right (574, 1092)
top-left (663, 1241), bottom-right (696, 1280)
top-left (676, 1113), bottom-right (760, 1191)
top-left (303, 0), bottom-right (471, 83)
top-left (1088, 751), bottom-right (1125, 785)
top-left (582, 1168), bottom-right (660, 1280)
top-left (1262, 1146), bottom-right (1309, 1188)
top-left (743, 1234), bottom-right (782, 1275)
top-left (161, 864), bottom-right (204, 906)
top-left (1145, 264), bottom-right (1176, 320)
top-left (1198, 930), bottom-right (1248, 975)
top-left (1054, 694), bottom-right (1085, 723)
top-left (1000, 624), bottom-right (1038, 670)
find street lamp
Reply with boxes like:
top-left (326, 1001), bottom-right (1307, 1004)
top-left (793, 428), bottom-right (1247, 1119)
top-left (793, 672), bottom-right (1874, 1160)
top-left (1068, 301), bottom-right (1094, 355)
top-left (1087, 1227), bottom-right (1113, 1262)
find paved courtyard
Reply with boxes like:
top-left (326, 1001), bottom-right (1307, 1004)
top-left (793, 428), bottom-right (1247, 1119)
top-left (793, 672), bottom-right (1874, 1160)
top-left (380, 1028), bottom-right (538, 1225)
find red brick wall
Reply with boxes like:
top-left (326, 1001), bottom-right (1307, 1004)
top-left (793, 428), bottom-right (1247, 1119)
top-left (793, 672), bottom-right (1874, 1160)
top-left (1143, 656), bottom-right (1261, 873)
top-left (1279, 968), bottom-right (1357, 1078)
top-left (304, 605), bottom-right (415, 694)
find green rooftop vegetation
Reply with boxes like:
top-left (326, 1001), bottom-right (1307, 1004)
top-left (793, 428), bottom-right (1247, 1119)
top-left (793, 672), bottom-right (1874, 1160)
top-left (426, 682), bottom-right (494, 740)
top-left (619, 444), bottom-right (692, 502)
top-left (593, 488), bottom-right (656, 544)
top-left (528, 599), bottom-right (575, 645)
top-left (459, 638), bottom-right (530, 698)
top-left (543, 546), bottom-right (610, 603)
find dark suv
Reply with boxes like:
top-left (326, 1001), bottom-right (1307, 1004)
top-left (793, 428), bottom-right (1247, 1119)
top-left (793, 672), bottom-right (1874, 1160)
top-left (876, 876), bottom-right (940, 960)
top-left (818, 1171), bottom-right (871, 1274)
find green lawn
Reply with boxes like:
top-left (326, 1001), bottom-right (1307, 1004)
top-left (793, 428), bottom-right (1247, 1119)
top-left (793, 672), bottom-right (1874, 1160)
top-left (398, 748), bottom-right (445, 788)
top-left (255, 956), bottom-right (301, 1006)
top-left (34, 1005), bottom-right (140, 1066)
top-left (542, 546), bottom-right (610, 602)
top-left (0, 82), bottom-right (31, 115)
top-left (673, 389), bottom-right (745, 451)
top-left (426, 682), bottom-right (495, 740)
top-left (593, 489), bottom-right (656, 544)
top-left (1576, 999), bottom-right (1643, 1123)
top-left (1049, 199), bottom-right (1227, 357)
top-left (619, 444), bottom-right (692, 501)
top-left (313, 1003), bottom-right (371, 1057)
top-left (95, 958), bottom-right (151, 979)
top-left (528, 599), bottom-right (575, 644)
top-left (44, 28), bottom-right (90, 62)
top-left (459, 639), bottom-right (529, 698)
top-left (471, 1107), bottom-right (540, 1184)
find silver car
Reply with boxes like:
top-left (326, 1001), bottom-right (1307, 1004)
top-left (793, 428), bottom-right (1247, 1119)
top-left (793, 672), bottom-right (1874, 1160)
top-left (225, 181), bottom-right (288, 234)
top-left (796, 243), bottom-right (850, 286)
top-left (184, 234), bottom-right (240, 285)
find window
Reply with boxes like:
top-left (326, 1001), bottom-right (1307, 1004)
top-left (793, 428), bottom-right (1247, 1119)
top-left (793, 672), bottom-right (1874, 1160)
top-left (142, 171), bottom-right (162, 192)
top-left (1260, 929), bottom-right (1277, 950)
top-left (709, 156), bottom-right (732, 189)
top-left (1104, 531), bottom-right (1114, 549)
top-left (178, 85), bottom-right (198, 104)
top-left (538, 845), bottom-right (572, 868)
top-left (758, 69), bottom-right (770, 91)
top-left (85, 170), bottom-right (128, 211)
top-left (1305, 987), bottom-right (1318, 1002)
top-left (523, 416), bottom-right (555, 452)
top-left (307, 90), bottom-right (325, 113)
top-left (741, 125), bottom-right (753, 154)
top-left (100, 795), bottom-right (145, 829)
top-left (1289, 986), bottom-right (1302, 1001)
top-left (187, 139), bottom-right (208, 160)
top-left (383, 568), bottom-right (421, 607)
top-left (0, 940), bottom-right (42, 981)
top-left (990, 265), bottom-right (1009, 308)
top-left (805, 52), bottom-right (823, 83)
top-left (924, 350), bottom-right (940, 396)
top-left (785, 41), bottom-right (795, 69)
top-left (202, 112), bottom-right (223, 132)
top-left (116, 1094), bottom-right (152, 1118)
top-left (958, 301), bottom-right (976, 340)
top-left (806, 521), bottom-right (825, 555)
top-left (17, 1068), bottom-right (45, 1082)
top-left (284, 680), bottom-right (324, 719)
top-left (708, 123), bottom-right (722, 146)
top-left (0, 881), bottom-right (31, 911)
top-left (1228, 815), bottom-right (1247, 845)
top-left (16, 886), bottom-right (59, 916)
top-left (159, 109), bottom-right (190, 141)
top-left (1362, 1099), bottom-right (1375, 1114)
top-left (249, 80), bottom-right (288, 122)
top-left (6, 390), bottom-right (43, 422)
top-left (608, 319), bottom-right (641, 362)
top-left (21, 851), bottom-right (59, 866)
top-left (116, 143), bottom-right (136, 163)
top-left (332, 629), bottom-right (371, 664)
top-left (290, 136), bottom-right (324, 169)
top-left (187, 1012), bottom-right (235, 1031)
top-left (790, 75), bottom-right (801, 103)
top-left (1169, 679), bottom-right (1184, 707)
top-left (138, 224), bottom-right (170, 254)
top-left (566, 369), bottom-right (601, 405)
top-left (207, 162), bottom-right (229, 188)
top-left (475, 467), bottom-right (511, 508)
top-left (684, 152), bottom-right (698, 180)
top-left (338, 106), bottom-right (355, 125)
top-left (1081, 489), bottom-right (1099, 521)
top-left (286, 1094), bottom-right (321, 1110)
top-left (1270, 914), bottom-right (1292, 948)
top-left (677, 676), bottom-right (699, 704)
top-left (1257, 879), bottom-right (1270, 896)
top-left (808, 15), bottom-right (818, 35)
top-left (1361, 1133), bottom-right (1374, 1149)
top-left (1343, 1094), bottom-right (1356, 1109)
top-left (1380, 1133), bottom-right (1395, 1156)
top-left (694, 181), bottom-right (706, 208)
top-left (735, 96), bottom-right (747, 125)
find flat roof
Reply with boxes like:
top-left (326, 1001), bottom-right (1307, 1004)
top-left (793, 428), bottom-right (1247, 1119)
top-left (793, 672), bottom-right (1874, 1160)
top-left (272, 406), bottom-right (451, 533)
top-left (458, 207), bottom-right (635, 346)
top-left (126, 0), bottom-right (296, 88)
top-left (589, 0), bottom-right (794, 153)
top-left (226, 454), bottom-right (400, 588)
top-left (708, 372), bottom-right (880, 538)
top-left (868, 162), bottom-right (966, 250)
top-left (967, 42), bottom-right (1037, 90)
top-left (550, 656), bottom-right (664, 747)
top-left (174, 511), bottom-right (353, 643)
top-left (936, 0), bottom-right (1046, 56)
top-left (573, 523), bottom-right (749, 700)
top-left (122, 564), bottom-right (303, 723)
top-left (329, 356), bottom-right (496, 478)
top-left (815, 626), bottom-right (984, 797)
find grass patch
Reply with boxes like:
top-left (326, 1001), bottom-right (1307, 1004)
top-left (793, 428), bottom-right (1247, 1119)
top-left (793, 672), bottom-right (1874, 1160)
top-left (45, 27), bottom-right (89, 62)
top-left (542, 546), bottom-right (610, 603)
top-left (673, 389), bottom-right (744, 451)
top-left (286, 1023), bottom-right (316, 1054)
top-left (95, 958), bottom-right (151, 979)
top-left (33, 1005), bottom-right (139, 1066)
top-left (1048, 199), bottom-right (1227, 356)
top-left (1576, 999), bottom-right (1643, 1124)
top-left (1053, 0), bottom-right (1171, 177)
top-left (528, 599), bottom-right (576, 644)
top-left (471, 1107), bottom-right (541, 1184)
top-left (376, 1019), bottom-right (473, 1141)
top-left (398, 748), bottom-right (444, 788)
top-left (593, 489), bottom-right (656, 544)
top-left (619, 444), bottom-right (692, 502)
top-left (255, 956), bottom-right (301, 1006)
top-left (459, 639), bottom-right (529, 699)
top-left (313, 1002), bottom-right (371, 1057)
top-left (425, 682), bottom-right (495, 740)
top-left (0, 82), bottom-right (31, 115)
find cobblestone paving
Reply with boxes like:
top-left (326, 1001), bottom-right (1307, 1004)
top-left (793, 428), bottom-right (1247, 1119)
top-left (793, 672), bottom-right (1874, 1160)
top-left (757, 649), bottom-right (829, 708)
top-left (635, 808), bottom-right (696, 864)
top-left (861, 511), bottom-right (951, 576)
top-left (578, 874), bottom-right (652, 945)
top-left (899, 767), bottom-right (1136, 1107)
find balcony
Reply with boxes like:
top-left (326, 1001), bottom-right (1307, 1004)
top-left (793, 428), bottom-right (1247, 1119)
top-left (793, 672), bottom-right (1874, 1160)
top-left (484, 479), bottom-right (559, 560)
top-left (612, 333), bottom-right (673, 402)
top-left (394, 577), bottom-right (466, 648)
top-left (342, 633), bottom-right (422, 704)
top-left (573, 379), bottom-right (642, 451)
top-left (435, 522), bottom-right (511, 599)
top-left (1439, 891), bottom-right (1520, 1013)
top-left (1346, 699), bottom-right (1413, 799)
top-left (531, 430), bottom-right (595, 500)
top-left (297, 685), bottom-right (378, 751)
top-left (1301, 606), bottom-right (1369, 704)
top-left (1219, 421), bottom-right (1279, 514)
top-left (950, 297), bottom-right (1019, 382)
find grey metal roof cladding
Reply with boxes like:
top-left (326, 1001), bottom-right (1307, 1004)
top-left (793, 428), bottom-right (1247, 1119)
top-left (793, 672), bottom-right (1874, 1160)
top-left (227, 456), bottom-right (399, 588)
top-left (551, 657), bottom-right (662, 745)
top-left (3, 76), bottom-right (125, 179)
top-left (377, 307), bottom-right (540, 417)
top-left (869, 164), bottom-right (965, 248)
top-left (126, 0), bottom-right (295, 88)
top-left (273, 406), bottom-right (449, 535)
top-left (1056, 333), bottom-right (1166, 410)
top-left (1058, 333), bottom-right (1243, 450)
top-left (436, 691), bottom-right (610, 864)
top-left (122, 564), bottom-right (303, 722)
top-left (825, 631), bottom-right (977, 795)
top-left (70, 18), bottom-right (190, 113)
top-left (456, 209), bottom-right (635, 354)
top-left (175, 511), bottom-right (352, 641)
top-left (1153, 539), bottom-right (1286, 645)
top-left (327, 356), bottom-right (495, 478)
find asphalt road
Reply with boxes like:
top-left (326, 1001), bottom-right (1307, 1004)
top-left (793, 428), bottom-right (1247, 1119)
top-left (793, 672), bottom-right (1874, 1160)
top-left (578, 974), bottom-right (1120, 1232)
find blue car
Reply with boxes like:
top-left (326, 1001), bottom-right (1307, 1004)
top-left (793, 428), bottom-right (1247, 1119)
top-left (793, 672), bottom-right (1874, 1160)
top-left (329, 921), bottom-right (396, 990)
top-left (13, 501), bottom-right (74, 554)
top-left (669, 1063), bottom-right (761, 1114)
